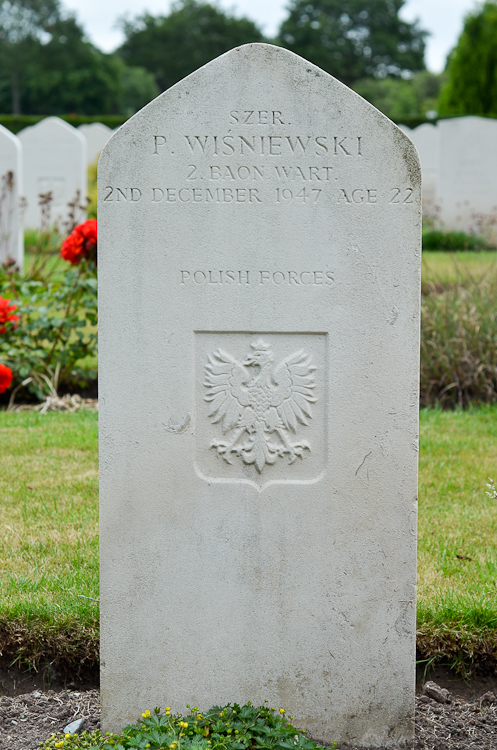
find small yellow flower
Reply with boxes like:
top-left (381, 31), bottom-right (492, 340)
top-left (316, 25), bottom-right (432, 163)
top-left (166, 706), bottom-right (171, 711)
top-left (280, 708), bottom-right (285, 715)
top-left (142, 710), bottom-right (151, 718)
top-left (197, 714), bottom-right (203, 720)
top-left (55, 743), bottom-right (64, 749)
top-left (65, 734), bottom-right (71, 739)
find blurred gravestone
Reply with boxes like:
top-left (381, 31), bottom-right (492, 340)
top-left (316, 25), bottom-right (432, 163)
top-left (79, 123), bottom-right (114, 164)
top-left (0, 124), bottom-right (23, 266)
top-left (407, 123), bottom-right (440, 218)
top-left (99, 43), bottom-right (421, 747)
top-left (436, 116), bottom-right (497, 240)
top-left (19, 117), bottom-right (87, 229)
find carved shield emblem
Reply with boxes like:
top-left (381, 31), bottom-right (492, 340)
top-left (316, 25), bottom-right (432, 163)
top-left (195, 332), bottom-right (327, 490)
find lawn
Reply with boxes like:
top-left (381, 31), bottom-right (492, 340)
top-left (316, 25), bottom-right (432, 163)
top-left (0, 406), bottom-right (496, 673)
top-left (422, 249), bottom-right (497, 287)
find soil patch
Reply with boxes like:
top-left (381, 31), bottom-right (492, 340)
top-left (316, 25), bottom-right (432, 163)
top-left (0, 681), bottom-right (496, 750)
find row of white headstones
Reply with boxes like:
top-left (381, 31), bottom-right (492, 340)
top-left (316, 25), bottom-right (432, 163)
top-left (0, 117), bottom-right (114, 266)
top-left (1, 113), bottom-right (496, 269)
top-left (401, 115), bottom-right (497, 238)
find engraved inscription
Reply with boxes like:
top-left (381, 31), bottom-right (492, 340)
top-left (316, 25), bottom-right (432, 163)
top-left (181, 270), bottom-right (334, 285)
top-left (204, 338), bottom-right (316, 473)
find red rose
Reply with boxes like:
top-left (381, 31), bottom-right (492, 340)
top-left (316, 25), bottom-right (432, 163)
top-left (61, 220), bottom-right (97, 265)
top-left (0, 296), bottom-right (19, 333)
top-left (61, 232), bottom-right (84, 265)
top-left (0, 363), bottom-right (13, 393)
top-left (78, 219), bottom-right (97, 247)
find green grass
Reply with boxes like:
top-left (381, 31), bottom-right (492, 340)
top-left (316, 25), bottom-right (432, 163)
top-left (1, 407), bottom-right (496, 673)
top-left (418, 405), bottom-right (497, 627)
top-left (0, 410), bottom-right (98, 624)
top-left (422, 249), bottom-right (497, 287)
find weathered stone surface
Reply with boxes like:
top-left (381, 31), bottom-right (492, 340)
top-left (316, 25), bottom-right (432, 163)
top-left (18, 117), bottom-right (86, 228)
top-left (98, 43), bottom-right (421, 747)
top-left (78, 123), bottom-right (114, 164)
top-left (0, 124), bottom-right (23, 266)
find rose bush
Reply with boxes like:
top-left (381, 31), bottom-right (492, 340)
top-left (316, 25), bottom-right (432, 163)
top-left (0, 221), bottom-right (98, 403)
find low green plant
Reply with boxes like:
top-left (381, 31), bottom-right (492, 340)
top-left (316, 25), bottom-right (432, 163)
top-left (38, 703), bottom-right (333, 750)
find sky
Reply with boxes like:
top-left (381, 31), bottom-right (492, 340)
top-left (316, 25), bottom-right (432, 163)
top-left (63, 0), bottom-right (479, 73)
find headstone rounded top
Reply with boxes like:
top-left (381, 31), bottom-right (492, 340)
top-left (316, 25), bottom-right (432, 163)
top-left (101, 43), bottom-right (419, 176)
top-left (19, 116), bottom-right (86, 144)
top-left (79, 122), bottom-right (114, 163)
top-left (0, 123), bottom-right (22, 150)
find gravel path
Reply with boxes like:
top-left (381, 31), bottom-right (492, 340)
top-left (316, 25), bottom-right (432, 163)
top-left (0, 684), bottom-right (496, 750)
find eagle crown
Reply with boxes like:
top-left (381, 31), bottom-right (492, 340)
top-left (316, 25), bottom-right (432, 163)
top-left (243, 339), bottom-right (274, 369)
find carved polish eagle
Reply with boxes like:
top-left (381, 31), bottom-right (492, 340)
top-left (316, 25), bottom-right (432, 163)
top-left (204, 338), bottom-right (317, 472)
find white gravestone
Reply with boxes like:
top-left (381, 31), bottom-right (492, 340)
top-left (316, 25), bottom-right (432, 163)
top-left (0, 125), bottom-right (23, 266)
top-left (407, 123), bottom-right (440, 218)
top-left (19, 117), bottom-right (87, 229)
top-left (99, 44), bottom-right (421, 748)
top-left (436, 116), bottom-right (497, 238)
top-left (78, 122), bottom-right (114, 164)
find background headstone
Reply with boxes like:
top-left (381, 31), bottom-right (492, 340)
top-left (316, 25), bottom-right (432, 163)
top-left (19, 117), bottom-right (87, 229)
top-left (0, 124), bottom-right (23, 266)
top-left (436, 116), bottom-right (497, 239)
top-left (99, 43), bottom-right (421, 747)
top-left (407, 123), bottom-right (440, 218)
top-left (78, 122), bottom-right (114, 164)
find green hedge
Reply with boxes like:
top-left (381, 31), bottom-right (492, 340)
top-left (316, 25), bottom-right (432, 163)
top-left (0, 114), bottom-right (127, 134)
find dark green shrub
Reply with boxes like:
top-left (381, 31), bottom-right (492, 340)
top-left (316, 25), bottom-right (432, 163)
top-left (422, 229), bottom-right (494, 252)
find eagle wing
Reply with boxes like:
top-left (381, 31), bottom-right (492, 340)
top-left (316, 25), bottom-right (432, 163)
top-left (270, 349), bottom-right (316, 433)
top-left (204, 349), bottom-right (251, 433)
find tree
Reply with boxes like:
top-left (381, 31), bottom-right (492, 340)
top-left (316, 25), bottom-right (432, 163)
top-left (118, 65), bottom-right (160, 116)
top-left (438, 1), bottom-right (497, 116)
top-left (277, 0), bottom-right (427, 86)
top-left (353, 71), bottom-right (443, 121)
top-left (0, 0), bottom-right (61, 113)
top-left (0, 3), bottom-right (123, 114)
top-left (118, 0), bottom-right (265, 92)
top-left (23, 17), bottom-right (122, 114)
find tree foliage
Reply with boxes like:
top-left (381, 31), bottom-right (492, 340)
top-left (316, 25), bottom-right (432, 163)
top-left (118, 0), bottom-right (265, 92)
top-left (438, 1), bottom-right (497, 116)
top-left (0, 0), bottom-right (122, 114)
top-left (277, 0), bottom-right (427, 86)
top-left (354, 71), bottom-right (443, 121)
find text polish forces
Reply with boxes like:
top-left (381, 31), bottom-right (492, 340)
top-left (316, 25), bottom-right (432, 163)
top-left (179, 270), bottom-right (334, 285)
